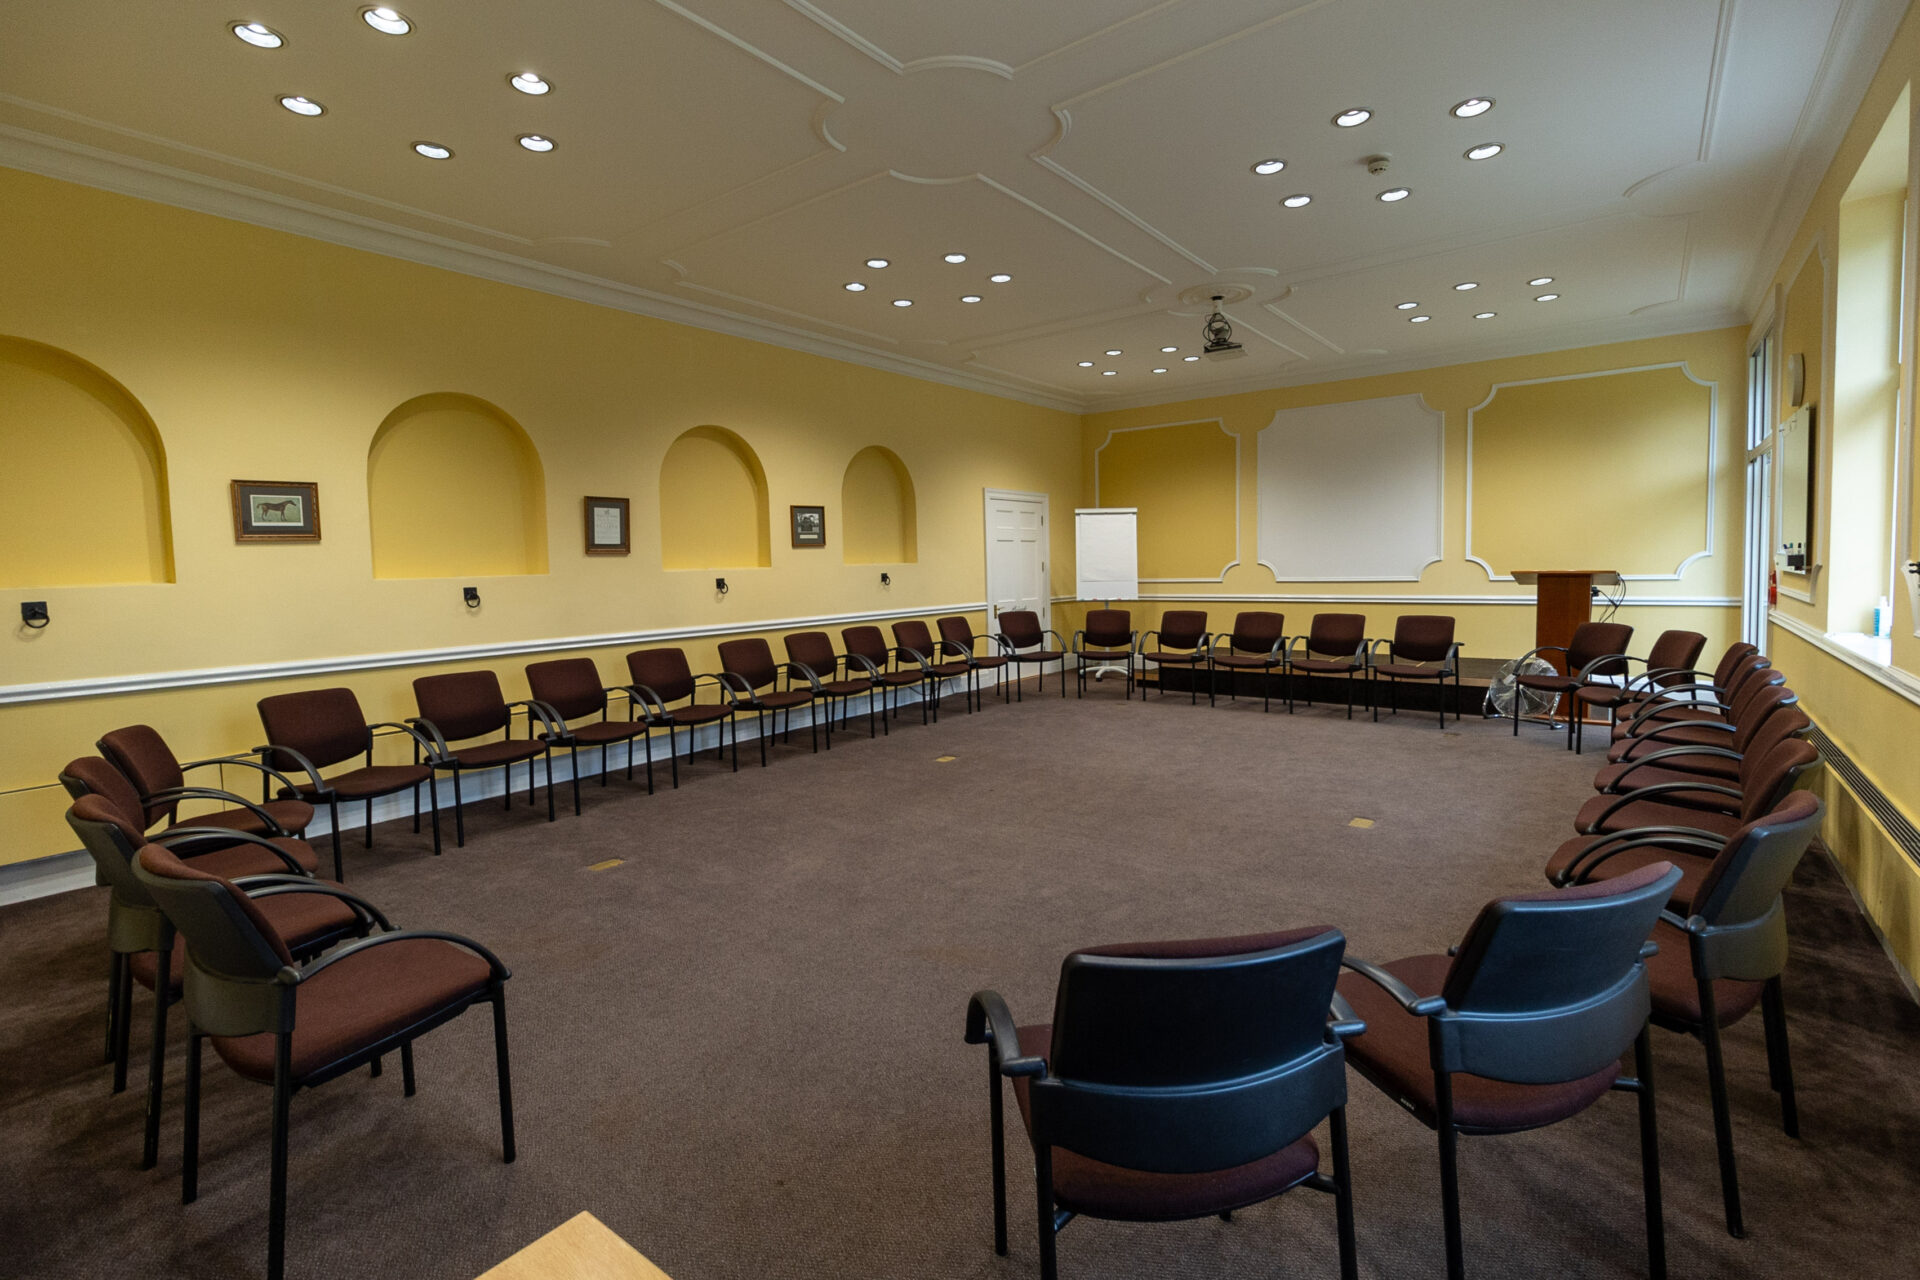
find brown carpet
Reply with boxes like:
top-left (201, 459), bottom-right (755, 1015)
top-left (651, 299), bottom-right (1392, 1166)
top-left (3, 690), bottom-right (1918, 1279)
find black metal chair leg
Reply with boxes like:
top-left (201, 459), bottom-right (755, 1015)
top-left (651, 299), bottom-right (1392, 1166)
top-left (426, 778), bottom-right (442, 854)
top-left (1698, 981), bottom-right (1746, 1238)
top-left (267, 1033), bottom-right (293, 1280)
top-left (329, 800), bottom-right (344, 876)
top-left (110, 955), bottom-right (133, 1091)
top-left (141, 937), bottom-right (173, 1170)
top-left (364, 796), bottom-right (374, 847)
top-left (182, 1028), bottom-right (202, 1204)
top-left (450, 768), bottom-right (466, 847)
top-left (1634, 1027), bottom-right (1668, 1280)
top-left (492, 986), bottom-right (516, 1162)
top-left (1762, 976), bottom-right (1799, 1136)
top-left (105, 951), bottom-right (122, 1065)
top-left (1331, 1105), bottom-right (1359, 1280)
top-left (401, 1041), bottom-right (416, 1097)
top-left (987, 1055), bottom-right (1007, 1256)
top-left (1435, 1073), bottom-right (1465, 1280)
top-left (1035, 1143), bottom-right (1058, 1280)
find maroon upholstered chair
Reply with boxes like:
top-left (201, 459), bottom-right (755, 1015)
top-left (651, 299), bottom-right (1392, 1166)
top-left (624, 647), bottom-right (739, 784)
top-left (411, 670), bottom-right (555, 847)
top-left (937, 614), bottom-right (1012, 709)
top-left (996, 610), bottom-right (1066, 700)
top-left (1511, 620), bottom-right (1634, 751)
top-left (134, 842), bottom-right (514, 1280)
top-left (60, 756), bottom-right (320, 878)
top-left (525, 657), bottom-right (655, 813)
top-left (1610, 641), bottom-right (1759, 722)
top-left (843, 624), bottom-right (935, 725)
top-left (64, 793), bottom-right (367, 1171)
top-left (966, 927), bottom-right (1361, 1280)
top-left (1604, 674), bottom-right (1793, 772)
top-left (893, 619), bottom-right (974, 718)
top-left (97, 724), bottom-right (314, 842)
top-left (1207, 611), bottom-right (1288, 711)
top-left (1285, 613), bottom-right (1369, 718)
top-left (1337, 862), bottom-right (1681, 1280)
top-left (1591, 704), bottom-right (1809, 795)
top-left (1368, 615), bottom-right (1461, 727)
top-left (1071, 609), bottom-right (1137, 700)
top-left (256, 687), bottom-right (442, 874)
top-left (785, 630), bottom-right (881, 740)
top-left (1138, 610), bottom-right (1210, 703)
top-left (718, 637), bottom-right (820, 765)
top-left (1570, 629), bottom-right (1708, 751)
top-left (1610, 655), bottom-right (1779, 743)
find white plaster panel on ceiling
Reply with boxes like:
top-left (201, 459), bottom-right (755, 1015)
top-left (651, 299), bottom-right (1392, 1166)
top-left (1256, 395), bottom-right (1443, 582)
top-left (665, 173), bottom-right (1163, 345)
top-left (969, 301), bottom-right (1302, 397)
top-left (790, 0), bottom-right (1168, 71)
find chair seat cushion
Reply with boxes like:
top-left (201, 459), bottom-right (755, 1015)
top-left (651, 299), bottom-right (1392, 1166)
top-left (747, 690), bottom-right (814, 710)
top-left (130, 887), bottom-right (360, 993)
top-left (1574, 684), bottom-right (1632, 708)
top-left (1643, 920), bottom-right (1766, 1028)
top-left (1575, 796), bottom-right (1743, 838)
top-left (666, 703), bottom-right (733, 726)
top-left (180, 799), bottom-right (316, 838)
top-left (1575, 788), bottom-right (1740, 833)
top-left (444, 738), bottom-right (547, 768)
top-left (1290, 657), bottom-right (1361, 674)
top-left (1010, 1024), bottom-right (1321, 1221)
top-left (1515, 673), bottom-right (1580, 694)
top-left (1336, 955), bottom-right (1619, 1134)
top-left (1211, 653), bottom-right (1280, 669)
top-left (1009, 650), bottom-right (1064, 663)
top-left (1606, 727), bottom-right (1738, 762)
top-left (297, 764), bottom-right (433, 801)
top-left (212, 937), bottom-right (493, 1084)
top-left (1373, 663), bottom-right (1445, 680)
top-left (184, 837), bottom-right (320, 878)
top-left (925, 662), bottom-right (972, 678)
top-left (1142, 650), bottom-right (1205, 665)
top-left (968, 655), bottom-right (1010, 670)
top-left (875, 671), bottom-right (926, 687)
top-left (818, 679), bottom-right (874, 696)
top-left (1591, 755), bottom-right (1741, 791)
top-left (546, 719), bottom-right (648, 746)
top-left (1543, 839), bottom-right (1708, 913)
top-left (1076, 648), bottom-right (1133, 662)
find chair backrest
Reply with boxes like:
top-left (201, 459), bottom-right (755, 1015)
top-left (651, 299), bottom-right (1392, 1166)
top-left (841, 625), bottom-right (892, 669)
top-left (1229, 611), bottom-right (1285, 652)
top-left (1156, 610), bottom-right (1208, 649)
top-left (784, 630), bottom-right (839, 677)
top-left (65, 792), bottom-right (153, 905)
top-left (524, 658), bottom-right (609, 721)
top-left (133, 843), bottom-right (296, 1037)
top-left (717, 638), bottom-right (778, 692)
top-left (1030, 927), bottom-right (1347, 1175)
top-left (1083, 609), bottom-right (1132, 648)
top-left (59, 755), bottom-right (149, 828)
top-left (1731, 702), bottom-right (1810, 757)
top-left (1391, 614), bottom-right (1456, 662)
top-left (1727, 684), bottom-right (1798, 747)
top-left (892, 620), bottom-right (938, 657)
top-left (935, 616), bottom-right (977, 652)
top-left (1686, 792), bottom-right (1823, 983)
top-left (999, 610), bottom-right (1043, 648)
top-left (1307, 613), bottom-right (1366, 658)
top-left (96, 725), bottom-right (186, 827)
top-left (1436, 861), bottom-right (1680, 1084)
top-left (1712, 642), bottom-right (1763, 689)
top-left (1568, 622), bottom-right (1634, 677)
top-left (1735, 737), bottom-right (1819, 821)
top-left (414, 670), bottom-right (512, 742)
top-left (257, 688), bottom-right (374, 773)
top-left (1643, 630), bottom-right (1708, 686)
top-left (626, 648), bottom-right (696, 704)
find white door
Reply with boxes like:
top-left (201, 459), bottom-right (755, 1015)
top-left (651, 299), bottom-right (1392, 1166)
top-left (984, 489), bottom-right (1050, 640)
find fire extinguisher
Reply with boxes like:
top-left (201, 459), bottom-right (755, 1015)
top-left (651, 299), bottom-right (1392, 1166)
top-left (1767, 565), bottom-right (1778, 606)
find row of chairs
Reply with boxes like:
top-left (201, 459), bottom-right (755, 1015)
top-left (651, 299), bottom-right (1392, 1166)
top-left (963, 639), bottom-right (1822, 1280)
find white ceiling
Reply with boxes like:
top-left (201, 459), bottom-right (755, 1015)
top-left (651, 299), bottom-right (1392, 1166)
top-left (0, 0), bottom-right (1907, 412)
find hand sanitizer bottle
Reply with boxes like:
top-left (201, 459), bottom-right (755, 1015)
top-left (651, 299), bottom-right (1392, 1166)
top-left (1877, 595), bottom-right (1891, 639)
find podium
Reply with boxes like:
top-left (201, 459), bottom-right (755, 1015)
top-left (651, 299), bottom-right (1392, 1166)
top-left (1511, 570), bottom-right (1621, 676)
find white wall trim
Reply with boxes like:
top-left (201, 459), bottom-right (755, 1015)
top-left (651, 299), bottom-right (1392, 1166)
top-left (0, 600), bottom-right (988, 707)
top-left (1130, 592), bottom-right (1740, 607)
top-left (1092, 418), bottom-right (1241, 582)
top-left (1465, 361), bottom-right (1719, 581)
top-left (1770, 609), bottom-right (1920, 709)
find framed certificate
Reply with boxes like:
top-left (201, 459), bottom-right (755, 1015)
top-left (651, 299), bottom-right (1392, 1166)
top-left (584, 496), bottom-right (630, 556)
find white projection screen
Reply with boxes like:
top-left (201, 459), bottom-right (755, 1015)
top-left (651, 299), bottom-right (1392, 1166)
top-left (1256, 395), bottom-right (1443, 581)
top-left (1075, 507), bottom-right (1138, 600)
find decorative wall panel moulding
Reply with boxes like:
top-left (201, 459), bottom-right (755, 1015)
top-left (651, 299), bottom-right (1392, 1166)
top-left (1092, 418), bottom-right (1240, 582)
top-left (1135, 592), bottom-right (1740, 607)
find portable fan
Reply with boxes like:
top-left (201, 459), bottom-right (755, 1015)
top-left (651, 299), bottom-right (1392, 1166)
top-left (1485, 656), bottom-right (1559, 721)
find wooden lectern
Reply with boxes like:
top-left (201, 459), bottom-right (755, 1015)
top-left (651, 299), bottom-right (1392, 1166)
top-left (1511, 570), bottom-right (1622, 676)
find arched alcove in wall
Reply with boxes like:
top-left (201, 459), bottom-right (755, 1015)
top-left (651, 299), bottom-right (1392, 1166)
top-left (368, 393), bottom-right (548, 579)
top-left (658, 425), bottom-right (771, 569)
top-left (0, 336), bottom-right (174, 586)
top-left (840, 445), bottom-right (917, 564)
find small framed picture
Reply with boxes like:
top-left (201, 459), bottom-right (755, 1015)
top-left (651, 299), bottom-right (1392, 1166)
top-left (231, 481), bottom-right (320, 543)
top-left (791, 504), bottom-right (826, 548)
top-left (584, 496), bottom-right (630, 556)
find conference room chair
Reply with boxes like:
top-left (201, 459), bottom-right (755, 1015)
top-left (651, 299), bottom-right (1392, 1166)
top-left (1367, 615), bottom-right (1461, 728)
top-left (410, 670), bottom-right (556, 847)
top-left (97, 724), bottom-right (315, 842)
top-left (718, 637), bottom-right (821, 766)
top-left (524, 657), bottom-right (655, 813)
top-left (843, 624), bottom-right (936, 724)
top-left (785, 630), bottom-right (883, 741)
top-left (1510, 620), bottom-right (1634, 752)
top-left (937, 614), bottom-right (1013, 709)
top-left (964, 927), bottom-right (1362, 1280)
top-left (57, 753), bottom-right (308, 864)
top-left (1609, 642), bottom-right (1760, 722)
top-left (893, 619), bottom-right (975, 719)
top-left (1609, 657), bottom-right (1782, 744)
top-left (1206, 611), bottom-right (1288, 711)
top-left (1285, 614), bottom-right (1369, 718)
top-left (1604, 675), bottom-right (1794, 771)
top-left (133, 842), bottom-right (514, 1280)
top-left (1638, 791), bottom-right (1822, 1239)
top-left (1136, 609), bottom-right (1210, 704)
top-left (256, 687), bottom-right (443, 873)
top-left (1569, 629), bottom-right (1708, 752)
top-left (1070, 609), bottom-right (1136, 700)
top-left (996, 610), bottom-right (1068, 700)
top-left (624, 647), bottom-right (740, 784)
top-left (1336, 862), bottom-right (1682, 1280)
top-left (64, 792), bottom-right (367, 1172)
top-left (1591, 702), bottom-right (1809, 796)
top-left (1570, 734), bottom-right (1818, 839)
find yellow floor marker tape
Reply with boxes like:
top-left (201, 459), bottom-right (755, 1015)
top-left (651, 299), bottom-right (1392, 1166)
top-left (1348, 818), bottom-right (1375, 829)
top-left (935, 755), bottom-right (957, 763)
top-left (587, 858), bottom-right (625, 871)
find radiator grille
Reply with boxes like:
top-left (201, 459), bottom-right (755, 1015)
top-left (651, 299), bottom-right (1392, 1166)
top-left (1808, 724), bottom-right (1920, 873)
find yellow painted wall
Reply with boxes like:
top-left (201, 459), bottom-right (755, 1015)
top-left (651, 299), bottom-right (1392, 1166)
top-left (658, 426), bottom-right (772, 570)
top-left (1776, 250), bottom-right (1829, 630)
top-left (840, 445), bottom-right (917, 565)
top-left (368, 393), bottom-right (549, 579)
top-left (1093, 420), bottom-right (1238, 581)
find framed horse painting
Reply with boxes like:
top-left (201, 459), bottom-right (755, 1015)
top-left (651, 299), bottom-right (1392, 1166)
top-left (231, 480), bottom-right (321, 542)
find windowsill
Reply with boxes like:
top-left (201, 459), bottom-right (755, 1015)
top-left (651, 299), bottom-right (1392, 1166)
top-left (1830, 632), bottom-right (1893, 666)
top-left (1769, 610), bottom-right (1920, 709)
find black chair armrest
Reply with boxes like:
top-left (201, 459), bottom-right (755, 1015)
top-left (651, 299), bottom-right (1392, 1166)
top-left (1605, 745), bottom-right (1744, 789)
top-left (507, 699), bottom-right (569, 740)
top-left (180, 753), bottom-right (311, 798)
top-left (1339, 957), bottom-right (1446, 1016)
top-left (1443, 641), bottom-right (1463, 674)
top-left (964, 990), bottom-right (1046, 1077)
top-left (693, 673), bottom-right (744, 706)
top-left (842, 653), bottom-right (884, 679)
top-left (1576, 651), bottom-right (1635, 681)
top-left (1586, 780), bottom-right (1743, 827)
top-left (1558, 828), bottom-right (1723, 884)
top-left (401, 718), bottom-right (454, 763)
top-left (1043, 629), bottom-right (1067, 650)
top-left (237, 878), bottom-right (395, 931)
top-left (299, 928), bottom-right (511, 982)
top-left (616, 683), bottom-right (670, 722)
top-left (893, 645), bottom-right (933, 673)
top-left (251, 744), bottom-right (331, 797)
top-left (146, 786), bottom-right (288, 833)
top-left (155, 828), bottom-right (311, 875)
top-left (1328, 991), bottom-right (1367, 1040)
top-left (777, 662), bottom-right (823, 694)
top-left (1625, 720), bottom-right (1738, 744)
top-left (1368, 637), bottom-right (1394, 662)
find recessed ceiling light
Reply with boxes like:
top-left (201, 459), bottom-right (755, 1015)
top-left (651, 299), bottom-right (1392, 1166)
top-left (517, 134), bottom-right (556, 153)
top-left (1282, 194), bottom-right (1313, 208)
top-left (943, 252), bottom-right (967, 264)
top-left (1451, 97), bottom-right (1494, 118)
top-left (1453, 282), bottom-right (1478, 291)
top-left (960, 294), bottom-right (982, 303)
top-left (1528, 276), bottom-right (1554, 286)
top-left (412, 142), bottom-right (452, 160)
top-left (891, 298), bottom-right (913, 308)
top-left (1409, 315), bottom-right (1431, 323)
top-left (510, 72), bottom-right (551, 96)
top-left (1077, 361), bottom-right (1095, 367)
top-left (989, 273), bottom-right (1012, 283)
top-left (1105, 349), bottom-right (1122, 356)
top-left (1334, 108), bottom-right (1372, 128)
top-left (362, 7), bottom-right (411, 35)
top-left (1183, 355), bottom-right (1200, 362)
top-left (844, 282), bottom-right (866, 292)
top-left (1474, 311), bottom-right (1497, 319)
top-left (865, 258), bottom-right (889, 269)
top-left (1465, 142), bottom-right (1504, 160)
top-left (1251, 159), bottom-right (1286, 175)
top-left (1101, 370), bottom-right (1117, 376)
top-left (1535, 293), bottom-right (1560, 302)
top-left (231, 22), bottom-right (284, 48)
top-left (1152, 368), bottom-right (1167, 374)
top-left (278, 95), bottom-right (324, 117)
top-left (1377, 187), bottom-right (1411, 202)
top-left (1395, 301), bottom-right (1419, 310)
top-left (1161, 346), bottom-right (1178, 353)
